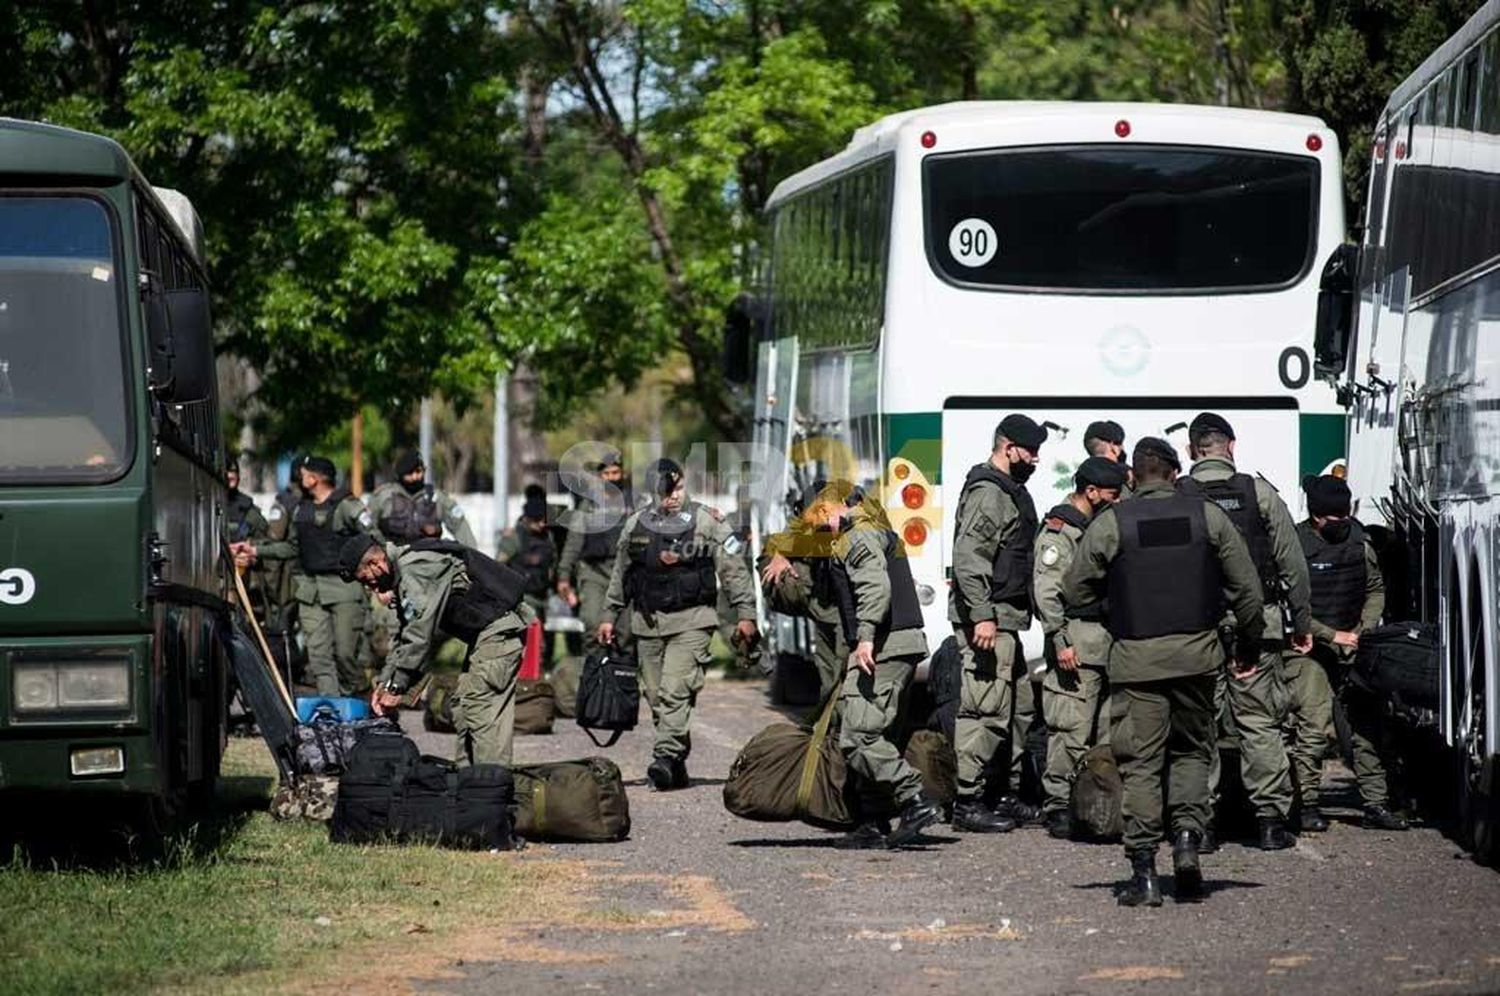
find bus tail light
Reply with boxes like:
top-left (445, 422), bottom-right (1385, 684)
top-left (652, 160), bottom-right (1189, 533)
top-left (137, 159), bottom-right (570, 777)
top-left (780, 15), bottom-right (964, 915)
top-left (903, 518), bottom-right (930, 548)
top-left (1307, 133), bottom-right (1323, 152)
top-left (892, 462), bottom-right (911, 481)
top-left (921, 130), bottom-right (937, 149)
top-left (901, 483), bottom-right (926, 509)
top-left (1114, 119), bottom-right (1131, 138)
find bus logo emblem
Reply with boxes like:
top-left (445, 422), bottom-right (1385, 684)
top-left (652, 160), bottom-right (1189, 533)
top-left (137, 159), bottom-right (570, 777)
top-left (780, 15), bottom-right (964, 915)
top-left (0, 567), bottom-right (36, 605)
top-left (1100, 324), bottom-right (1151, 377)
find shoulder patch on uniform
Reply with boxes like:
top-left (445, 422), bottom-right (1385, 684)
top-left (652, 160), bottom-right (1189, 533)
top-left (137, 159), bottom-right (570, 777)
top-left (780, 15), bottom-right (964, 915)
top-left (1040, 544), bottom-right (1061, 567)
top-left (268, 506), bottom-right (283, 522)
top-left (450, 505), bottom-right (464, 518)
top-left (358, 510), bottom-right (373, 529)
top-left (723, 534), bottom-right (745, 556)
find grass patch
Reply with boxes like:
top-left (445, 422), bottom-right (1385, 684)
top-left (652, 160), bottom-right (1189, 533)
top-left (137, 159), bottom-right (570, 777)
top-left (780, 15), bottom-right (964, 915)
top-left (0, 737), bottom-right (555, 996)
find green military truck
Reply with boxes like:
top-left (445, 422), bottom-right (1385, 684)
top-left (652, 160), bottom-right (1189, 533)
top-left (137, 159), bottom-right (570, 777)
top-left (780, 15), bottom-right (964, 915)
top-left (0, 119), bottom-right (227, 830)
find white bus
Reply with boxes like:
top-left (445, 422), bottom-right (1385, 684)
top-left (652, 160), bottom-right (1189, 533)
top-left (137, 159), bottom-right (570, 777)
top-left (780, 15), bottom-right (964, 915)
top-left (1332, 0), bottom-right (1500, 864)
top-left (747, 100), bottom-right (1348, 686)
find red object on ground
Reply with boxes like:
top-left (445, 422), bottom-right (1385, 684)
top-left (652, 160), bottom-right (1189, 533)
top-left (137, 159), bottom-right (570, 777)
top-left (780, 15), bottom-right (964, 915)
top-left (519, 619), bottom-right (544, 681)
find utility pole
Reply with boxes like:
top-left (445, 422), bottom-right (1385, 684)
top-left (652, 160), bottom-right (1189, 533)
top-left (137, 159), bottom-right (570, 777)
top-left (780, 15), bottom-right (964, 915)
top-left (492, 371), bottom-right (509, 552)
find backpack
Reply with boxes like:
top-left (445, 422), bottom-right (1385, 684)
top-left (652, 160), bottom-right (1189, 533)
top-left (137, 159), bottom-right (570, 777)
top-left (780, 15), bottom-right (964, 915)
top-left (516, 679), bottom-right (557, 735)
top-left (270, 775), bottom-right (340, 823)
top-left (294, 713), bottom-right (399, 776)
top-left (1354, 621), bottom-right (1439, 710)
top-left (576, 640), bottom-right (640, 747)
top-left (513, 758), bottom-right (631, 842)
top-left (1069, 744), bottom-right (1123, 841)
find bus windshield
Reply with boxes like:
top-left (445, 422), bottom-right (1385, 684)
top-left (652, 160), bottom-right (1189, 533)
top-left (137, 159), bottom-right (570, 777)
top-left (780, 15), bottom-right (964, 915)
top-left (924, 144), bottom-right (1318, 292)
top-left (0, 196), bottom-right (131, 484)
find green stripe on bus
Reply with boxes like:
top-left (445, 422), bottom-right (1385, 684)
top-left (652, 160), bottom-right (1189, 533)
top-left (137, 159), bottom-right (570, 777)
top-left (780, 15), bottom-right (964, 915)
top-left (1299, 412), bottom-right (1346, 478)
top-left (885, 411), bottom-right (943, 483)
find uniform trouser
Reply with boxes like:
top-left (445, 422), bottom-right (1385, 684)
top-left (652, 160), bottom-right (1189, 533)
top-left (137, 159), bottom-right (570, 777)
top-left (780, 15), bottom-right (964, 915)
top-left (1006, 674), bottom-right (1039, 796)
top-left (1112, 673), bottom-right (1217, 854)
top-left (1299, 656), bottom-right (1392, 807)
top-left (954, 626), bottom-right (1021, 801)
top-left (575, 567), bottom-right (612, 652)
top-left (300, 597), bottom-right (365, 697)
top-left (1283, 652), bottom-right (1335, 811)
top-left (1041, 664), bottom-right (1108, 814)
top-left (838, 654), bottom-right (926, 810)
top-left (454, 622), bottom-right (524, 767)
top-left (638, 627), bottom-right (714, 761)
top-left (1224, 648), bottom-right (1294, 820)
top-left (813, 621), bottom-right (849, 707)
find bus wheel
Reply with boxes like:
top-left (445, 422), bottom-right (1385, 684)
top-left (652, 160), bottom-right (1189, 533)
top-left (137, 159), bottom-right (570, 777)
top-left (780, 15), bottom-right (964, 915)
top-left (1459, 616), bottom-right (1495, 863)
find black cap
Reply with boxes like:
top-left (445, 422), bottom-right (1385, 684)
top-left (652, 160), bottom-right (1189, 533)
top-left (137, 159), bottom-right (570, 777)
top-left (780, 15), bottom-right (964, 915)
top-left (338, 533), bottom-right (381, 580)
top-left (522, 494), bottom-right (548, 520)
top-left (395, 450), bottom-right (423, 477)
top-left (1303, 474), bottom-right (1352, 517)
top-left (998, 414), bottom-right (1048, 450)
top-left (1133, 436), bottom-right (1182, 472)
top-left (226, 456), bottom-right (240, 475)
top-left (1189, 412), bottom-right (1236, 441)
top-left (1074, 455), bottom-right (1128, 490)
top-left (303, 456), bottom-right (337, 480)
top-left (594, 448), bottom-right (623, 472)
top-left (651, 458), bottom-right (684, 496)
top-left (1083, 420), bottom-right (1125, 446)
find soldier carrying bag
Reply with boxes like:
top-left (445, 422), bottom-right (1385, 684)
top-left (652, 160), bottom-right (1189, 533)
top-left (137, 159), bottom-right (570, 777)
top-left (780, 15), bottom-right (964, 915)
top-left (576, 639), bottom-right (640, 747)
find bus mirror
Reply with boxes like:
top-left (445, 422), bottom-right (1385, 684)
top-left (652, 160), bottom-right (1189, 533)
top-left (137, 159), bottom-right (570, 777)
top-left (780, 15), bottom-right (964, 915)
top-left (143, 273), bottom-right (175, 392)
top-left (1314, 243), bottom-right (1357, 375)
top-left (722, 293), bottom-right (762, 385)
top-left (163, 287), bottom-right (215, 403)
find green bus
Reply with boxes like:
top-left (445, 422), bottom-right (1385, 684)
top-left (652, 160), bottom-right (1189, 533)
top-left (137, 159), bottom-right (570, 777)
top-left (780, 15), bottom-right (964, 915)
top-left (0, 119), bottom-right (226, 830)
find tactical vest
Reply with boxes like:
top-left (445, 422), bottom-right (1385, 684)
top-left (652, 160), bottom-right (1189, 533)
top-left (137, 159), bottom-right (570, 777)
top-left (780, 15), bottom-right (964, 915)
top-left (409, 539), bottom-right (528, 644)
top-left (957, 463), bottom-right (1038, 615)
top-left (294, 488), bottom-right (355, 575)
top-left (227, 491), bottom-right (258, 542)
top-left (578, 488), bottom-right (632, 562)
top-left (818, 529), bottom-right (925, 646)
top-left (623, 505), bottom-right (717, 614)
top-left (378, 484), bottom-right (443, 544)
top-left (510, 520), bottom-right (557, 597)
top-left (1045, 503), bottom-right (1106, 622)
top-left (1178, 472), bottom-right (1278, 597)
top-left (1106, 494), bottom-right (1223, 640)
top-left (1298, 520), bottom-right (1368, 630)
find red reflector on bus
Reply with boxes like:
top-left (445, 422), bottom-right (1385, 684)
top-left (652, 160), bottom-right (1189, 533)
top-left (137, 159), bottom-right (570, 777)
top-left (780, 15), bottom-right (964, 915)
top-left (1307, 134), bottom-right (1323, 152)
top-left (901, 483), bottom-right (926, 509)
top-left (921, 130), bottom-right (937, 149)
top-left (892, 462), bottom-right (911, 481)
top-left (903, 518), bottom-right (929, 548)
top-left (1114, 119), bottom-right (1131, 138)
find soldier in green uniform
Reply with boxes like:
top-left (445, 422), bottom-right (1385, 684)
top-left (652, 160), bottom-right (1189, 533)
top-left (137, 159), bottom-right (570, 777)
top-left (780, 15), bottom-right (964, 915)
top-left (1032, 456), bottom-right (1126, 839)
top-left (799, 481), bottom-right (943, 850)
top-left (597, 460), bottom-right (758, 791)
top-left (260, 458), bottom-right (306, 674)
top-left (760, 506), bottom-right (846, 705)
top-left (342, 534), bottom-right (532, 766)
top-left (1285, 474), bottom-right (1408, 833)
top-left (224, 457), bottom-right (271, 621)
top-left (1063, 438), bottom-right (1264, 906)
top-left (498, 491), bottom-right (559, 629)
top-left (237, 456), bottom-right (373, 697)
top-left (1182, 412), bottom-right (1312, 851)
top-left (367, 451), bottom-right (478, 548)
top-left (948, 413), bottom-right (1048, 834)
top-left (1084, 420), bottom-right (1133, 495)
top-left (558, 451), bottom-right (632, 650)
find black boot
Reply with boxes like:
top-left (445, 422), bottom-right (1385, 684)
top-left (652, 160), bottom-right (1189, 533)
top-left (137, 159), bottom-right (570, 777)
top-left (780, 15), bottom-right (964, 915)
top-left (1198, 825), bottom-right (1219, 854)
top-left (671, 757), bottom-right (690, 789)
top-left (951, 798), bottom-right (1016, 834)
top-left (887, 794), bottom-right (944, 848)
top-left (1117, 850), bottom-right (1163, 908)
top-left (1172, 830), bottom-right (1203, 900)
top-left (834, 820), bottom-right (891, 850)
top-left (646, 756), bottom-right (676, 792)
top-left (1257, 817), bottom-right (1296, 850)
top-left (1298, 808), bottom-right (1330, 834)
top-left (994, 795), bottom-right (1045, 826)
top-left (1363, 805), bottom-right (1410, 831)
top-left (1044, 809), bottom-right (1074, 840)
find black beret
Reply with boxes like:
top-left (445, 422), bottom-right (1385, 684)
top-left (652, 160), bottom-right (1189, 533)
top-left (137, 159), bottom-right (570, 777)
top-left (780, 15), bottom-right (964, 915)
top-left (998, 413), bottom-right (1048, 450)
top-left (395, 450), bottom-right (423, 477)
top-left (226, 456), bottom-right (240, 475)
top-left (1084, 420), bottom-right (1125, 445)
top-left (303, 456), bottom-right (337, 480)
top-left (1075, 455), bottom-right (1128, 490)
top-left (1303, 474), bottom-right (1352, 517)
top-left (651, 458), bottom-right (684, 496)
top-left (1133, 436), bottom-right (1182, 471)
top-left (338, 533), bottom-right (381, 579)
top-left (522, 494), bottom-right (548, 520)
top-left (1189, 412), bottom-right (1236, 440)
top-left (595, 448), bottom-right (623, 472)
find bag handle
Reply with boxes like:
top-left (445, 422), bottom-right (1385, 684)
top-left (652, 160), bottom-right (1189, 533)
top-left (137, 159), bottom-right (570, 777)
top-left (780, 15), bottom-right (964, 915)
top-left (583, 726), bottom-right (625, 749)
top-left (794, 688), bottom-right (840, 815)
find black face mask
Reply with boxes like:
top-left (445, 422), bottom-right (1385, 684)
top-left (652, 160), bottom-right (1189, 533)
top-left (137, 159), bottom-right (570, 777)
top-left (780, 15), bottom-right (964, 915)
top-left (1010, 461), bottom-right (1037, 485)
top-left (401, 478), bottom-right (425, 495)
top-left (374, 568), bottom-right (396, 593)
top-left (1318, 519), bottom-right (1352, 544)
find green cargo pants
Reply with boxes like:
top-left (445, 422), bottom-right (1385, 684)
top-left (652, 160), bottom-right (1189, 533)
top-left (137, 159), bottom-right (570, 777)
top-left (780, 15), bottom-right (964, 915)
top-left (1111, 673), bottom-right (1216, 853)
top-left (1283, 651), bottom-right (1335, 810)
top-left (574, 562), bottom-right (612, 651)
top-left (1041, 664), bottom-right (1108, 814)
top-left (1225, 648), bottom-right (1293, 820)
top-left (838, 654), bottom-right (925, 810)
top-left (300, 597), bottom-right (365, 697)
top-left (455, 622), bottom-right (523, 767)
top-left (1316, 652), bottom-right (1393, 807)
top-left (954, 626), bottom-right (1020, 801)
top-left (1005, 673), bottom-right (1039, 796)
top-left (638, 627), bottom-right (714, 761)
top-left (813, 621), bottom-right (848, 707)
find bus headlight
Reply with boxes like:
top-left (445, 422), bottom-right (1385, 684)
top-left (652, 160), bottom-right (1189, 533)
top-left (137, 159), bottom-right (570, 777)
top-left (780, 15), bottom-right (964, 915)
top-left (13, 659), bottom-right (131, 713)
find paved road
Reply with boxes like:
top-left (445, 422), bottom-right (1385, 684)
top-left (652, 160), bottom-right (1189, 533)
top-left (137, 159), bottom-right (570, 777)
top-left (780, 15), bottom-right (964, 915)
top-left (410, 676), bottom-right (1500, 996)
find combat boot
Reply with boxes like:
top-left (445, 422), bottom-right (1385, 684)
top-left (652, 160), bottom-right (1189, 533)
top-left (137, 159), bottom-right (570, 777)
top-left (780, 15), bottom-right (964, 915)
top-left (1171, 830), bottom-right (1203, 900)
top-left (994, 794), bottom-right (1045, 826)
top-left (887, 794), bottom-right (943, 848)
top-left (1257, 817), bottom-right (1296, 850)
top-left (1198, 824), bottom-right (1219, 854)
top-left (1363, 805), bottom-right (1410, 831)
top-left (951, 798), bottom-right (1017, 834)
top-left (1044, 809), bottom-right (1073, 840)
top-left (671, 757), bottom-right (691, 789)
top-left (646, 756), bottom-right (676, 792)
top-left (834, 820), bottom-right (891, 850)
top-left (1298, 808), bottom-right (1330, 833)
top-left (1117, 849), bottom-right (1163, 908)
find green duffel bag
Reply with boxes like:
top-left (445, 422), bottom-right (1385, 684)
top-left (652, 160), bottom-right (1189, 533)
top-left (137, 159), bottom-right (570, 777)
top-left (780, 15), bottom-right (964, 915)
top-left (423, 672), bottom-right (460, 734)
top-left (722, 694), bottom-right (857, 830)
top-left (513, 757), bottom-right (631, 842)
top-left (903, 729), bottom-right (957, 806)
top-left (550, 657), bottom-right (580, 718)
top-left (516, 679), bottom-right (556, 735)
top-left (1070, 744), bottom-right (1123, 841)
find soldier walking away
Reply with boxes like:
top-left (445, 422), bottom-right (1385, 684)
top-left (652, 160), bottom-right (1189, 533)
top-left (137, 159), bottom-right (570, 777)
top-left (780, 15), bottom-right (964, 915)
top-left (368, 451), bottom-right (478, 548)
top-left (1033, 456), bottom-right (1126, 839)
top-left (800, 482), bottom-right (942, 850)
top-left (342, 534), bottom-right (532, 767)
top-left (1285, 474), bottom-right (1408, 832)
top-left (236, 456), bottom-right (374, 697)
top-left (558, 450), bottom-right (633, 651)
top-left (1063, 438), bottom-right (1264, 907)
top-left (948, 413), bottom-right (1048, 833)
top-left (1181, 412), bottom-right (1312, 852)
top-left (598, 459), bottom-right (758, 792)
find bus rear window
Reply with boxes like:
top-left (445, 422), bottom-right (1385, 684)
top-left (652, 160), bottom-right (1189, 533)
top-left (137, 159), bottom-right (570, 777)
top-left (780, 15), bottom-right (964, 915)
top-left (924, 145), bottom-right (1318, 292)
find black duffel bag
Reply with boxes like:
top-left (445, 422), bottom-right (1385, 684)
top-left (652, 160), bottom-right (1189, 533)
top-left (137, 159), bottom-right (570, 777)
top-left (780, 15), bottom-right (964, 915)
top-left (330, 727), bottom-right (516, 850)
top-left (1354, 621), bottom-right (1439, 710)
top-left (576, 639), bottom-right (640, 748)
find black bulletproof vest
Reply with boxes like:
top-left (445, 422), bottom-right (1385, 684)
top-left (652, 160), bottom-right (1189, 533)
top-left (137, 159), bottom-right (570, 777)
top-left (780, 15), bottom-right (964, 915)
top-left (820, 529), bottom-right (925, 646)
top-left (957, 463), bottom-right (1038, 615)
top-left (579, 487), bottom-right (632, 561)
top-left (378, 484), bottom-right (443, 544)
top-left (295, 488), bottom-right (355, 575)
top-left (227, 491), bottom-right (258, 542)
top-left (409, 539), bottom-right (528, 644)
top-left (624, 505), bottom-right (718, 613)
top-left (1298, 520), bottom-right (1367, 630)
top-left (1178, 472), bottom-right (1277, 597)
top-left (510, 520), bottom-right (557, 597)
top-left (1045, 503), bottom-right (1106, 622)
top-left (1107, 494), bottom-right (1223, 640)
